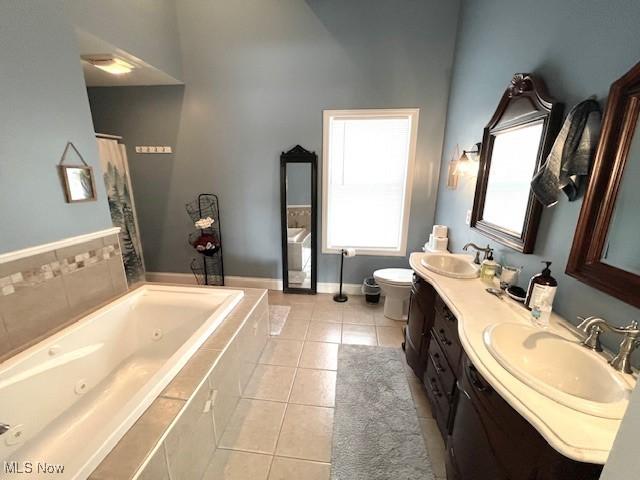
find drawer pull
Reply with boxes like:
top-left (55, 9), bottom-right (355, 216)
top-left (432, 353), bottom-right (446, 374)
top-left (437, 328), bottom-right (451, 346)
top-left (429, 377), bottom-right (443, 398)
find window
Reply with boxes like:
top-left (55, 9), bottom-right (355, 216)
top-left (322, 109), bottom-right (419, 256)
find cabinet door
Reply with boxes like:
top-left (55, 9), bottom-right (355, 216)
top-left (405, 288), bottom-right (427, 377)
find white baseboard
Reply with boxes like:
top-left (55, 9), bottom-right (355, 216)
top-left (145, 272), bottom-right (363, 295)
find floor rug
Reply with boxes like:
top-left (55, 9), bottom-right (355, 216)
top-left (331, 345), bottom-right (434, 480)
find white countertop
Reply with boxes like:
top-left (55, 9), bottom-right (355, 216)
top-left (410, 251), bottom-right (635, 465)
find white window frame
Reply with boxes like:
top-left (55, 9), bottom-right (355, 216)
top-left (321, 108), bottom-right (419, 257)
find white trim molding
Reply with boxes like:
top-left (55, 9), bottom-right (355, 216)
top-left (0, 227), bottom-right (121, 264)
top-left (321, 108), bottom-right (419, 257)
top-left (146, 272), bottom-right (364, 295)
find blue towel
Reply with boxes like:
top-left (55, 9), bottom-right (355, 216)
top-left (531, 98), bottom-right (602, 207)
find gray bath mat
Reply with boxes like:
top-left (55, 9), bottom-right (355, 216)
top-left (269, 305), bottom-right (290, 335)
top-left (331, 345), bottom-right (434, 480)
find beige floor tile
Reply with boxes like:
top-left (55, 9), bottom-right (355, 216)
top-left (288, 304), bottom-right (314, 320)
top-left (420, 417), bottom-right (446, 478)
top-left (203, 449), bottom-right (272, 480)
top-left (276, 318), bottom-right (310, 340)
top-left (286, 295), bottom-right (316, 305)
top-left (341, 324), bottom-right (377, 345)
top-left (409, 381), bottom-right (433, 418)
top-left (299, 342), bottom-right (338, 370)
top-left (243, 365), bottom-right (296, 402)
top-left (374, 311), bottom-right (404, 327)
top-left (342, 306), bottom-right (375, 325)
top-left (306, 322), bottom-right (342, 343)
top-left (219, 399), bottom-right (287, 454)
top-left (259, 339), bottom-right (303, 367)
top-left (289, 369), bottom-right (336, 407)
top-left (276, 404), bottom-right (334, 462)
top-left (314, 293), bottom-right (338, 304)
top-left (376, 326), bottom-right (404, 348)
top-left (311, 306), bottom-right (343, 323)
top-left (268, 457), bottom-right (330, 480)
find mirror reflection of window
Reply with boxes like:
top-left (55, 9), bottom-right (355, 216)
top-left (601, 119), bottom-right (640, 275)
top-left (482, 122), bottom-right (544, 235)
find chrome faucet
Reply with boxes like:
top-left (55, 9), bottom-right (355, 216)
top-left (462, 243), bottom-right (493, 265)
top-left (0, 423), bottom-right (9, 435)
top-left (577, 316), bottom-right (640, 374)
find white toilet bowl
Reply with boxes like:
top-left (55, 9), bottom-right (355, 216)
top-left (373, 268), bottom-right (414, 320)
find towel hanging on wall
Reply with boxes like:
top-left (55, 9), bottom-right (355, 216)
top-left (531, 98), bottom-right (602, 207)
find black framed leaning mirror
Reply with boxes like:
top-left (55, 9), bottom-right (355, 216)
top-left (280, 145), bottom-right (318, 294)
top-left (471, 73), bottom-right (563, 253)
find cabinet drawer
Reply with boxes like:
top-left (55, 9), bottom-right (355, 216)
top-left (424, 355), bottom-right (451, 437)
top-left (427, 335), bottom-right (456, 396)
top-left (431, 323), bottom-right (462, 376)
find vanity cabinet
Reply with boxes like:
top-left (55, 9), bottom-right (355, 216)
top-left (405, 276), bottom-right (603, 480)
top-left (446, 355), bottom-right (603, 480)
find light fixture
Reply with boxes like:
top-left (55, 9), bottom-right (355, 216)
top-left (84, 56), bottom-right (134, 75)
top-left (455, 142), bottom-right (481, 177)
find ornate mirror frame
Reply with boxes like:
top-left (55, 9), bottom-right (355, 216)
top-left (471, 73), bottom-right (563, 253)
top-left (566, 62), bottom-right (640, 308)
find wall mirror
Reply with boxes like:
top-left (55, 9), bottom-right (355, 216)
top-left (567, 61), bottom-right (640, 308)
top-left (471, 73), bottom-right (563, 253)
top-left (280, 145), bottom-right (317, 294)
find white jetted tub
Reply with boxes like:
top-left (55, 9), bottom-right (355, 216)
top-left (0, 284), bottom-right (243, 479)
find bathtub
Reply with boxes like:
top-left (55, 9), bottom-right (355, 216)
top-left (0, 284), bottom-right (243, 479)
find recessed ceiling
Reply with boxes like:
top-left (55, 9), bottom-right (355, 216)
top-left (76, 29), bottom-right (182, 87)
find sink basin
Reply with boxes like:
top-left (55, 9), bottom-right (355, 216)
top-left (421, 254), bottom-right (480, 279)
top-left (484, 323), bottom-right (632, 419)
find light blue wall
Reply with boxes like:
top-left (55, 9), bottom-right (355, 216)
top-left (89, 0), bottom-right (461, 283)
top-left (64, 0), bottom-right (183, 81)
top-left (0, 0), bottom-right (113, 254)
top-left (434, 0), bottom-right (640, 348)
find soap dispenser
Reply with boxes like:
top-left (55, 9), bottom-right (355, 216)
top-left (525, 261), bottom-right (558, 327)
top-left (480, 249), bottom-right (499, 283)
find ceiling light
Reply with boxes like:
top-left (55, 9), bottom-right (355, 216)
top-left (86, 57), bottom-right (134, 75)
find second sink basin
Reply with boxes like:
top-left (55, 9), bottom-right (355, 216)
top-left (484, 323), bottom-right (632, 419)
top-left (421, 254), bottom-right (480, 279)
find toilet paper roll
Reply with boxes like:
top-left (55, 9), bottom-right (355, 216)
top-left (433, 237), bottom-right (449, 251)
top-left (343, 248), bottom-right (357, 258)
top-left (432, 225), bottom-right (448, 238)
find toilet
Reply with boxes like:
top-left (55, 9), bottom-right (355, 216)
top-left (373, 268), bottom-right (414, 320)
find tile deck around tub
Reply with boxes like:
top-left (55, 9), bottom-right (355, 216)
top-left (205, 292), bottom-right (447, 480)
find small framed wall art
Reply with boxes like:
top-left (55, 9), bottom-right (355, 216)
top-left (59, 142), bottom-right (97, 203)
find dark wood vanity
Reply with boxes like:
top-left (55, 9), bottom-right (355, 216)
top-left (405, 275), bottom-right (603, 480)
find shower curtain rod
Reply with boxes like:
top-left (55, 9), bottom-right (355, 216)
top-left (95, 132), bottom-right (123, 140)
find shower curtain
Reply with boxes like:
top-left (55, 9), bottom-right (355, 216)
top-left (96, 137), bottom-right (145, 285)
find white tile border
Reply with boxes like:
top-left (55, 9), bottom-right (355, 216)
top-left (0, 227), bottom-right (121, 265)
top-left (146, 272), bottom-right (363, 295)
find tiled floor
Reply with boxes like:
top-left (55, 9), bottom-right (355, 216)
top-left (204, 292), bottom-right (447, 479)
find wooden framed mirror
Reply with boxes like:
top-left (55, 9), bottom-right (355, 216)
top-left (280, 145), bottom-right (318, 294)
top-left (567, 62), bottom-right (640, 308)
top-left (471, 73), bottom-right (563, 253)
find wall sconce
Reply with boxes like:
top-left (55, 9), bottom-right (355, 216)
top-left (454, 142), bottom-right (481, 178)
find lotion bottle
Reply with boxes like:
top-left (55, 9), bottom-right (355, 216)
top-left (525, 261), bottom-right (558, 327)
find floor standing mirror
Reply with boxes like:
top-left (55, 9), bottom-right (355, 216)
top-left (280, 145), bottom-right (318, 294)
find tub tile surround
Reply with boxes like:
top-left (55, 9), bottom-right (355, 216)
top-left (0, 233), bottom-right (127, 360)
top-left (93, 289), bottom-right (445, 480)
top-left (90, 287), bottom-right (269, 480)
